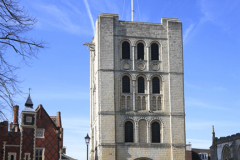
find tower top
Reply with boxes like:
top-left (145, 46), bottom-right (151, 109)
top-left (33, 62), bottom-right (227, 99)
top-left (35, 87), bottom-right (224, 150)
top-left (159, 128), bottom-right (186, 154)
top-left (22, 94), bottom-right (35, 112)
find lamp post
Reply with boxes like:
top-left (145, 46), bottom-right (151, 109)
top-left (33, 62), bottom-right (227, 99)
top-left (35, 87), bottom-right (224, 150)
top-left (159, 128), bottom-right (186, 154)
top-left (85, 133), bottom-right (90, 160)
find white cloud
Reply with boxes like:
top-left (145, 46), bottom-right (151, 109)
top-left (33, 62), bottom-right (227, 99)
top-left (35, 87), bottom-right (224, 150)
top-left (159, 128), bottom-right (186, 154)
top-left (29, 1), bottom-right (92, 35)
top-left (83, 0), bottom-right (95, 35)
top-left (183, 23), bottom-right (195, 44)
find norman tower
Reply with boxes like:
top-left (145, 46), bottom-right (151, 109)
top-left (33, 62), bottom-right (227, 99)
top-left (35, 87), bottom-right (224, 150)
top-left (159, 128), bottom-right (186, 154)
top-left (85, 13), bottom-right (185, 160)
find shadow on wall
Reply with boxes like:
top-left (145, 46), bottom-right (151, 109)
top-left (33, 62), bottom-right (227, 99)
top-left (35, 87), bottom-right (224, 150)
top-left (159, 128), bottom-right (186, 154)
top-left (95, 147), bottom-right (98, 160)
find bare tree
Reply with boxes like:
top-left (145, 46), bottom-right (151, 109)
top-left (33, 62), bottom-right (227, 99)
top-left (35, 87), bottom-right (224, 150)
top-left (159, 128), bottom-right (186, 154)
top-left (0, 0), bottom-right (45, 120)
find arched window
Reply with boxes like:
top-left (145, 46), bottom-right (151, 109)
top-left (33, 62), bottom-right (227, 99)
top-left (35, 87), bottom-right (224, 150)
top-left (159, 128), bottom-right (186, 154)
top-left (152, 96), bottom-right (156, 110)
top-left (222, 145), bottom-right (231, 160)
top-left (125, 121), bottom-right (133, 142)
top-left (122, 76), bottom-right (130, 93)
top-left (122, 41), bottom-right (130, 59)
top-left (138, 77), bottom-right (145, 93)
top-left (157, 97), bottom-right (161, 110)
top-left (137, 96), bottom-right (141, 110)
top-left (139, 120), bottom-right (147, 143)
top-left (142, 97), bottom-right (146, 110)
top-left (120, 96), bottom-right (125, 110)
top-left (152, 77), bottom-right (160, 93)
top-left (127, 96), bottom-right (131, 110)
top-left (152, 122), bottom-right (160, 143)
top-left (151, 43), bottom-right (159, 60)
top-left (137, 43), bottom-right (144, 60)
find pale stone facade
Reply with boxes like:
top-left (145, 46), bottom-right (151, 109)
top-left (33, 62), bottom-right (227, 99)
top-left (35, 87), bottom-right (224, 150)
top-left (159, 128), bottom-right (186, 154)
top-left (211, 126), bottom-right (240, 160)
top-left (85, 13), bottom-right (186, 160)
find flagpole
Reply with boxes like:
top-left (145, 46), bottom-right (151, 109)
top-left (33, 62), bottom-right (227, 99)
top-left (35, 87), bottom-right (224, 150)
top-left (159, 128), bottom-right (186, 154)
top-left (131, 0), bottom-right (133, 21)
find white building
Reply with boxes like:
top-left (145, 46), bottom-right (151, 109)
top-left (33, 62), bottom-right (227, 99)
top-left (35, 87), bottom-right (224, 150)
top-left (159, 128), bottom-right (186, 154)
top-left (85, 13), bottom-right (185, 160)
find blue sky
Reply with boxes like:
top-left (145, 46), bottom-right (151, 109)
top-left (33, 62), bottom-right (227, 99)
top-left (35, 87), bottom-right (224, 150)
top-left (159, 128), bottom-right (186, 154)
top-left (5, 0), bottom-right (240, 159)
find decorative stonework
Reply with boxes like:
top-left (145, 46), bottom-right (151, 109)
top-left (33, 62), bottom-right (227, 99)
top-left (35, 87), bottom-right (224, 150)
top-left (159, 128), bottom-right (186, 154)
top-left (122, 61), bottom-right (131, 70)
top-left (151, 62), bottom-right (160, 71)
top-left (119, 115), bottom-right (164, 127)
top-left (137, 62), bottom-right (145, 71)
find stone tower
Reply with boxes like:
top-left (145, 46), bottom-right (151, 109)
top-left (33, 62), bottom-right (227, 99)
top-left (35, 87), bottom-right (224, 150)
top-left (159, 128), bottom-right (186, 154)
top-left (85, 13), bottom-right (185, 160)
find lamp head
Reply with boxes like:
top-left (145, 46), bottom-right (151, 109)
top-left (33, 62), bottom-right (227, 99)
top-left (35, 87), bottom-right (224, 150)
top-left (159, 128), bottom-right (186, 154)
top-left (85, 133), bottom-right (90, 145)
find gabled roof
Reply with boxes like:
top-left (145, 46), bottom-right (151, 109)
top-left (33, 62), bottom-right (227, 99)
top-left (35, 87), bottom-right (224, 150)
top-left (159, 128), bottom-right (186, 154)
top-left (35, 104), bottom-right (57, 129)
top-left (50, 116), bottom-right (57, 126)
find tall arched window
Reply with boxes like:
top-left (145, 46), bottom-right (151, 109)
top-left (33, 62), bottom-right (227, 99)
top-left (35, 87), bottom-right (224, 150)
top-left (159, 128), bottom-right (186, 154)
top-left (125, 121), bottom-right (133, 142)
top-left (151, 43), bottom-right (159, 60)
top-left (152, 77), bottom-right (160, 93)
top-left (122, 76), bottom-right (130, 93)
top-left (222, 145), bottom-right (231, 160)
top-left (138, 77), bottom-right (145, 93)
top-left (137, 43), bottom-right (144, 60)
top-left (152, 122), bottom-right (160, 143)
top-left (122, 41), bottom-right (130, 59)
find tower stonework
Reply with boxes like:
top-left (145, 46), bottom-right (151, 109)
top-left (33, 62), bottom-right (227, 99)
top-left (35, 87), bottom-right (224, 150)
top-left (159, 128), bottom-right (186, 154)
top-left (85, 13), bottom-right (186, 160)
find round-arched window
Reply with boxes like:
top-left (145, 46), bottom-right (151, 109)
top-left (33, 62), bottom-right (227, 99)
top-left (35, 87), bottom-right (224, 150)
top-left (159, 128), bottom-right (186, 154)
top-left (151, 43), bottom-right (159, 60)
top-left (138, 77), bottom-right (145, 93)
top-left (122, 76), bottom-right (130, 93)
top-left (125, 121), bottom-right (133, 142)
top-left (152, 122), bottom-right (160, 143)
top-left (137, 43), bottom-right (144, 60)
top-left (152, 77), bottom-right (160, 93)
top-left (122, 41), bottom-right (130, 59)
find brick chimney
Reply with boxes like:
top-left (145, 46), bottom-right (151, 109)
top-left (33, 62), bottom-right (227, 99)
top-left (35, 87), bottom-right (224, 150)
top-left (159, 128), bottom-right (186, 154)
top-left (13, 105), bottom-right (19, 132)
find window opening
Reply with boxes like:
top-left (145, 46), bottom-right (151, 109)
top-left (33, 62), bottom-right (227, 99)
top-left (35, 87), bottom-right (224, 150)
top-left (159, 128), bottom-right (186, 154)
top-left (151, 43), bottom-right (159, 60)
top-left (35, 149), bottom-right (43, 160)
top-left (137, 43), bottom-right (144, 60)
top-left (142, 97), bottom-right (146, 110)
top-left (125, 121), bottom-right (133, 142)
top-left (138, 77), bottom-right (145, 93)
top-left (152, 77), bottom-right (160, 93)
top-left (152, 122), bottom-right (160, 143)
top-left (127, 96), bottom-right (131, 110)
top-left (122, 41), bottom-right (130, 59)
top-left (122, 76), bottom-right (130, 93)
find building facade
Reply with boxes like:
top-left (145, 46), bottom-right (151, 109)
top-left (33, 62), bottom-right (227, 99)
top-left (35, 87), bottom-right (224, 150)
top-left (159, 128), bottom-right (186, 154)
top-left (85, 13), bottom-right (185, 160)
top-left (210, 126), bottom-right (240, 160)
top-left (186, 143), bottom-right (211, 160)
top-left (0, 95), bottom-right (74, 160)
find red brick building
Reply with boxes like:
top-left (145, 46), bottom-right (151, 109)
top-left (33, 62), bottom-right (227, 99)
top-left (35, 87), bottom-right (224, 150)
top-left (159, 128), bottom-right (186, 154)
top-left (186, 144), bottom-right (211, 160)
top-left (0, 94), bottom-right (75, 160)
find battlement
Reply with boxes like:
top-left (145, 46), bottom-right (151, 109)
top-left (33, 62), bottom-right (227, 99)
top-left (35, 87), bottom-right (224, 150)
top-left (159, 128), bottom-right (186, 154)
top-left (215, 133), bottom-right (240, 144)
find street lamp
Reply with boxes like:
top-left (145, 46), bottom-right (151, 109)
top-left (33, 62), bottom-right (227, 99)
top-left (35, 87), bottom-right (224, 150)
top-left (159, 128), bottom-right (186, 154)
top-left (85, 133), bottom-right (90, 160)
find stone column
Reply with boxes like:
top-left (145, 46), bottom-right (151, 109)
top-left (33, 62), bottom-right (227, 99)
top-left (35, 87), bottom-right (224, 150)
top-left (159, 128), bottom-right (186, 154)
top-left (135, 122), bottom-right (139, 143)
top-left (133, 80), bottom-right (136, 111)
top-left (147, 122), bottom-right (151, 143)
top-left (132, 46), bottom-right (135, 70)
top-left (125, 96), bottom-right (127, 110)
top-left (146, 46), bottom-right (150, 71)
